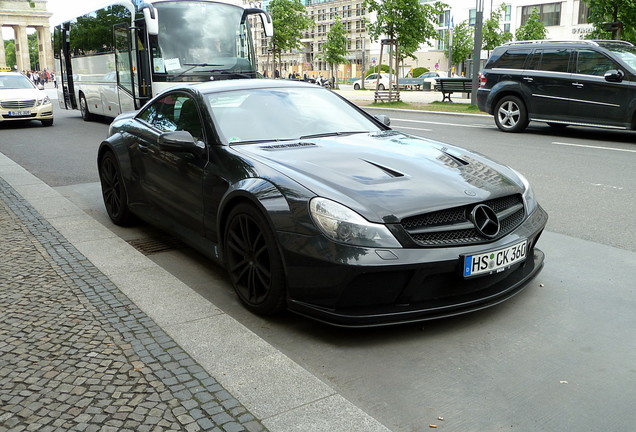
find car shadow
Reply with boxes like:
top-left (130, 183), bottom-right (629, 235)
top-left (525, 124), bottom-right (636, 145)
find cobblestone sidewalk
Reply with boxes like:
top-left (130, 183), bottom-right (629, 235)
top-left (0, 177), bottom-right (268, 432)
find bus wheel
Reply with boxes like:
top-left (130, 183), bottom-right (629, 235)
top-left (80, 94), bottom-right (95, 122)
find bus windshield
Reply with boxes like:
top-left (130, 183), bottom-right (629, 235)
top-left (152, 1), bottom-right (255, 77)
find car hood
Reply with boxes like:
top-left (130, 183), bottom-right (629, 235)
top-left (233, 131), bottom-right (523, 222)
top-left (0, 88), bottom-right (44, 101)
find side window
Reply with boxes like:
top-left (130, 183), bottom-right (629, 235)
top-left (491, 49), bottom-right (532, 69)
top-left (137, 94), bottom-right (179, 132)
top-left (174, 95), bottom-right (203, 141)
top-left (530, 49), bottom-right (571, 73)
top-left (576, 49), bottom-right (617, 76)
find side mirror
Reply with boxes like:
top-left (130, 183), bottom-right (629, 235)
top-left (604, 69), bottom-right (624, 83)
top-left (158, 131), bottom-right (203, 153)
top-left (241, 8), bottom-right (273, 38)
top-left (139, 2), bottom-right (159, 36)
top-left (374, 114), bottom-right (391, 126)
top-left (37, 84), bottom-right (44, 90)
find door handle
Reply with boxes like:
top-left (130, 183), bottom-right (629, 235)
top-left (572, 82), bottom-right (584, 88)
top-left (138, 143), bottom-right (149, 153)
top-left (523, 77), bottom-right (534, 82)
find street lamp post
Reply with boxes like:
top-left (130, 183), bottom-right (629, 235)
top-left (359, 36), bottom-right (366, 89)
top-left (471, 0), bottom-right (484, 105)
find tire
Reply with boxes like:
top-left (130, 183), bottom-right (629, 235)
top-left (98, 151), bottom-right (134, 226)
top-left (224, 203), bottom-right (286, 315)
top-left (378, 83), bottom-right (385, 90)
top-left (79, 94), bottom-right (95, 122)
top-left (41, 119), bottom-right (53, 127)
top-left (353, 83), bottom-right (360, 90)
top-left (494, 95), bottom-right (529, 133)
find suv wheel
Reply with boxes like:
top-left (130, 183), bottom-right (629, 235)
top-left (494, 96), bottom-right (528, 133)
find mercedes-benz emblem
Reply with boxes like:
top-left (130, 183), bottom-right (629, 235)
top-left (471, 204), bottom-right (500, 238)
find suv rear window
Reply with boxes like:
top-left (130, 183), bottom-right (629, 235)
top-left (487, 48), bottom-right (531, 69)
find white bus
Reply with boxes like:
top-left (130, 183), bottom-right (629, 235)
top-left (53, 0), bottom-right (272, 120)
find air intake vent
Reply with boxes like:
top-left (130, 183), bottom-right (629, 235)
top-left (260, 142), bottom-right (316, 150)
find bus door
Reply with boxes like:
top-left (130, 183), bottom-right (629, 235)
top-left (133, 18), bottom-right (153, 108)
top-left (57, 23), bottom-right (77, 110)
top-left (114, 23), bottom-right (137, 113)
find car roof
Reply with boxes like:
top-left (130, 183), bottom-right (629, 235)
top-left (170, 78), bottom-right (321, 95)
top-left (501, 39), bottom-right (634, 49)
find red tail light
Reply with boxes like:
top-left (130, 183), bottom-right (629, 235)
top-left (479, 73), bottom-right (487, 87)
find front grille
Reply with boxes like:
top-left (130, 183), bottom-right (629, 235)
top-left (401, 194), bottom-right (525, 247)
top-left (1, 100), bottom-right (36, 109)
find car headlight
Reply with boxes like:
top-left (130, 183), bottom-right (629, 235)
top-left (511, 169), bottom-right (538, 215)
top-left (38, 96), bottom-right (50, 106)
top-left (309, 197), bottom-right (401, 248)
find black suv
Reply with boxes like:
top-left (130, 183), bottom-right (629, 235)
top-left (477, 40), bottom-right (636, 132)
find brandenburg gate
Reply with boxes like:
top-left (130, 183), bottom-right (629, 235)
top-left (0, 0), bottom-right (54, 71)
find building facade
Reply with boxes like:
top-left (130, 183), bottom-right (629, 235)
top-left (249, 0), bottom-right (597, 80)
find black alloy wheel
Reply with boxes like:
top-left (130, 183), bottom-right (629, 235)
top-left (224, 203), bottom-right (286, 315)
top-left (494, 95), bottom-right (529, 133)
top-left (99, 152), bottom-right (133, 226)
top-left (79, 94), bottom-right (94, 122)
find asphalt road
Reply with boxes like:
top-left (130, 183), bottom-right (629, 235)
top-left (2, 100), bottom-right (635, 431)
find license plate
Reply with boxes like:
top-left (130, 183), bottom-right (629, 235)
top-left (8, 111), bottom-right (31, 116)
top-left (463, 240), bottom-right (528, 278)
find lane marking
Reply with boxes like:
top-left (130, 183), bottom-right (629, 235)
top-left (552, 141), bottom-right (636, 154)
top-left (395, 126), bottom-right (432, 132)
top-left (391, 118), bottom-right (484, 128)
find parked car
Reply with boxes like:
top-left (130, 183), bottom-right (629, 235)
top-left (418, 70), bottom-right (448, 85)
top-left (98, 79), bottom-right (547, 327)
top-left (477, 39), bottom-right (636, 132)
top-left (0, 72), bottom-right (53, 127)
top-left (353, 73), bottom-right (394, 90)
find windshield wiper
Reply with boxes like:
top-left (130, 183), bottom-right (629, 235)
top-left (299, 131), bottom-right (368, 139)
top-left (212, 71), bottom-right (257, 79)
top-left (171, 63), bottom-right (224, 79)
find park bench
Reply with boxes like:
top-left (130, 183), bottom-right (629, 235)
top-left (396, 77), bottom-right (426, 90)
top-left (434, 77), bottom-right (473, 102)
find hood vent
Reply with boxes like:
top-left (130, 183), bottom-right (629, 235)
top-left (362, 159), bottom-right (405, 178)
top-left (260, 142), bottom-right (316, 151)
top-left (440, 150), bottom-right (469, 167)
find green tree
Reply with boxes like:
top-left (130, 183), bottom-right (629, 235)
top-left (28, 33), bottom-right (39, 69)
top-left (268, 0), bottom-right (314, 74)
top-left (3, 40), bottom-right (16, 69)
top-left (365, 0), bottom-right (446, 77)
top-left (320, 16), bottom-right (349, 88)
top-left (445, 21), bottom-right (473, 70)
top-left (482, 3), bottom-right (512, 50)
top-left (583, 0), bottom-right (636, 44)
top-left (515, 8), bottom-right (547, 41)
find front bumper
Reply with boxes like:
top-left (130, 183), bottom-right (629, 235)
top-left (278, 205), bottom-right (548, 327)
top-left (0, 102), bottom-right (54, 123)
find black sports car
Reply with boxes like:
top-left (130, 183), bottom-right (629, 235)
top-left (98, 79), bottom-right (548, 327)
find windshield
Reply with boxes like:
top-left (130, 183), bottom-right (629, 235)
top-left (152, 1), bottom-right (255, 77)
top-left (206, 87), bottom-right (384, 144)
top-left (0, 75), bottom-right (35, 90)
